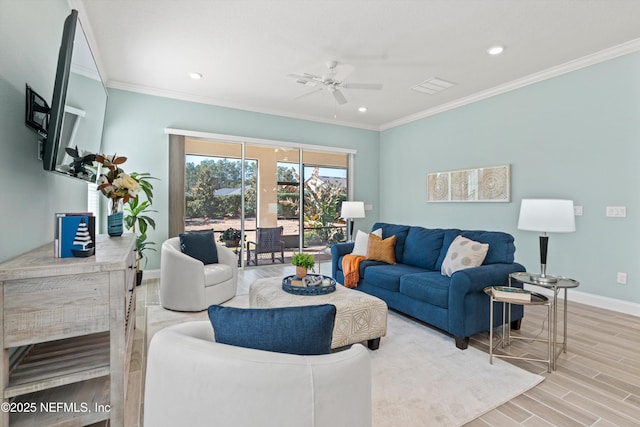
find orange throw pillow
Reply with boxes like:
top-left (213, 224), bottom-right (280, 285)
top-left (366, 234), bottom-right (397, 264)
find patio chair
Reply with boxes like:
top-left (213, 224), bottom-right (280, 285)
top-left (246, 226), bottom-right (285, 265)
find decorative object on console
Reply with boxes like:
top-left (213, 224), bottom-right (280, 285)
top-left (427, 164), bottom-right (511, 202)
top-left (517, 199), bottom-right (575, 284)
top-left (54, 212), bottom-right (95, 258)
top-left (340, 200), bottom-right (366, 241)
top-left (71, 218), bottom-right (94, 257)
top-left (292, 252), bottom-right (315, 278)
top-left (96, 154), bottom-right (140, 237)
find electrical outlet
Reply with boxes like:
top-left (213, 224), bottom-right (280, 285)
top-left (574, 206), bottom-right (583, 216)
top-left (617, 272), bottom-right (627, 284)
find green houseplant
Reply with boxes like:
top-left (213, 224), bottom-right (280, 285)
top-left (124, 172), bottom-right (158, 285)
top-left (292, 252), bottom-right (315, 278)
top-left (219, 227), bottom-right (241, 247)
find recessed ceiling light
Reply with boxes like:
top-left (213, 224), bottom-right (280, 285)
top-left (358, 106), bottom-right (368, 113)
top-left (188, 72), bottom-right (203, 80)
top-left (487, 46), bottom-right (504, 55)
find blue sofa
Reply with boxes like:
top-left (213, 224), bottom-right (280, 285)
top-left (331, 223), bottom-right (526, 349)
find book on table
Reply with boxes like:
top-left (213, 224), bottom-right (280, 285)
top-left (491, 286), bottom-right (531, 302)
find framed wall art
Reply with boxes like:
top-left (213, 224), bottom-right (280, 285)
top-left (427, 164), bottom-right (510, 203)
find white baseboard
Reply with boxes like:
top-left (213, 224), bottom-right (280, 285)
top-left (142, 269), bottom-right (160, 280)
top-left (524, 285), bottom-right (640, 318)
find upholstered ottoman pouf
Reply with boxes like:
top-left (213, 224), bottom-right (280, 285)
top-left (250, 277), bottom-right (388, 350)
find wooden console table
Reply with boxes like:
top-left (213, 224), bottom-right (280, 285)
top-left (0, 234), bottom-right (136, 426)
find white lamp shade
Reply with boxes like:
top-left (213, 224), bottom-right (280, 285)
top-left (340, 201), bottom-right (365, 219)
top-left (518, 199), bottom-right (575, 233)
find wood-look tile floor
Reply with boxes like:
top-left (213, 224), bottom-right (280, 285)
top-left (119, 263), bottom-right (640, 427)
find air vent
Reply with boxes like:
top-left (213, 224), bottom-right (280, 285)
top-left (411, 77), bottom-right (456, 94)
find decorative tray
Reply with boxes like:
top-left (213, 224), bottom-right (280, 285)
top-left (282, 274), bottom-right (336, 296)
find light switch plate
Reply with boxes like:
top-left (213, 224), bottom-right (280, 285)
top-left (606, 206), bottom-right (626, 217)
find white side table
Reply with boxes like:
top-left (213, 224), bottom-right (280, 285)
top-left (485, 287), bottom-right (552, 373)
top-left (509, 272), bottom-right (579, 370)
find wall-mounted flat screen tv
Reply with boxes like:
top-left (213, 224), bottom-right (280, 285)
top-left (43, 9), bottom-right (108, 183)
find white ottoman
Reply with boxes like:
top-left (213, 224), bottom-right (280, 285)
top-left (250, 277), bottom-right (388, 350)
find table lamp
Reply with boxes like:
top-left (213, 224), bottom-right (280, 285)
top-left (340, 201), bottom-right (365, 242)
top-left (517, 199), bottom-right (575, 284)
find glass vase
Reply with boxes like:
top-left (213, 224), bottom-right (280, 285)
top-left (108, 199), bottom-right (124, 237)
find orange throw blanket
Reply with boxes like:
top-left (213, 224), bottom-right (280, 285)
top-left (342, 254), bottom-right (365, 288)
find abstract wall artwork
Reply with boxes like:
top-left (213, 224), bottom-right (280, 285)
top-left (427, 164), bottom-right (510, 202)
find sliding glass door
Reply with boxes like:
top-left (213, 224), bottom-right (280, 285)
top-left (182, 136), bottom-right (351, 266)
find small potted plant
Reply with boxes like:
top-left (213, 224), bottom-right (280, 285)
top-left (292, 252), bottom-right (315, 278)
top-left (219, 227), bottom-right (241, 247)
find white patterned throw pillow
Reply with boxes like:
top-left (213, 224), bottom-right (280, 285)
top-left (352, 228), bottom-right (382, 256)
top-left (441, 235), bottom-right (489, 277)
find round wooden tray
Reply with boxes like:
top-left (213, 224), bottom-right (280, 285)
top-left (282, 274), bottom-right (336, 296)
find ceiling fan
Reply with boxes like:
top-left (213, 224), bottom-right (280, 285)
top-left (287, 60), bottom-right (382, 105)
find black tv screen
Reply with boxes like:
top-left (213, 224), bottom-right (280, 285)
top-left (44, 9), bottom-right (108, 183)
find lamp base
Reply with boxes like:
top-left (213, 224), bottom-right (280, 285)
top-left (528, 273), bottom-right (558, 284)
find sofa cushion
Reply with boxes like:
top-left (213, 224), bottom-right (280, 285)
top-left (441, 236), bottom-right (489, 277)
top-left (399, 272), bottom-right (451, 309)
top-left (363, 264), bottom-right (429, 292)
top-left (179, 231), bottom-right (219, 265)
top-left (372, 223), bottom-right (411, 263)
top-left (352, 228), bottom-right (382, 256)
top-left (366, 234), bottom-right (397, 264)
top-left (207, 304), bottom-right (336, 355)
top-left (438, 229), bottom-right (515, 266)
top-left (402, 227), bottom-right (447, 270)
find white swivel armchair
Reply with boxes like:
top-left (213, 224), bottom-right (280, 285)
top-left (160, 237), bottom-right (238, 311)
top-left (144, 321), bottom-right (372, 427)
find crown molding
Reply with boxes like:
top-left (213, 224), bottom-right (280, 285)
top-left (380, 38), bottom-right (640, 131)
top-left (106, 80), bottom-right (379, 132)
top-left (104, 37), bottom-right (640, 133)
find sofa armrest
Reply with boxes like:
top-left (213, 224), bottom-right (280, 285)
top-left (447, 262), bottom-right (526, 338)
top-left (330, 242), bottom-right (355, 278)
top-left (449, 262), bottom-right (526, 296)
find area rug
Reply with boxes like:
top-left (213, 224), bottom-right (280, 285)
top-left (146, 296), bottom-right (544, 426)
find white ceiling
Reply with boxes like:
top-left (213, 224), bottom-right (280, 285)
top-left (75, 0), bottom-right (640, 130)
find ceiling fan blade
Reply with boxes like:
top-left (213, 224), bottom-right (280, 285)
top-left (287, 73), bottom-right (321, 86)
top-left (342, 83), bottom-right (383, 90)
top-left (332, 89), bottom-right (348, 105)
top-left (294, 87), bottom-right (323, 100)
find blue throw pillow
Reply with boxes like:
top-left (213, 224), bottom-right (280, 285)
top-left (179, 231), bottom-right (218, 265)
top-left (207, 304), bottom-right (336, 355)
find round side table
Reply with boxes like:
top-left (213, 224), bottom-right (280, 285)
top-left (484, 286), bottom-right (552, 373)
top-left (509, 272), bottom-right (579, 370)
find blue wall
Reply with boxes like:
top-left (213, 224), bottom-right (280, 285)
top-left (380, 52), bottom-right (640, 303)
top-left (0, 0), bottom-right (89, 263)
